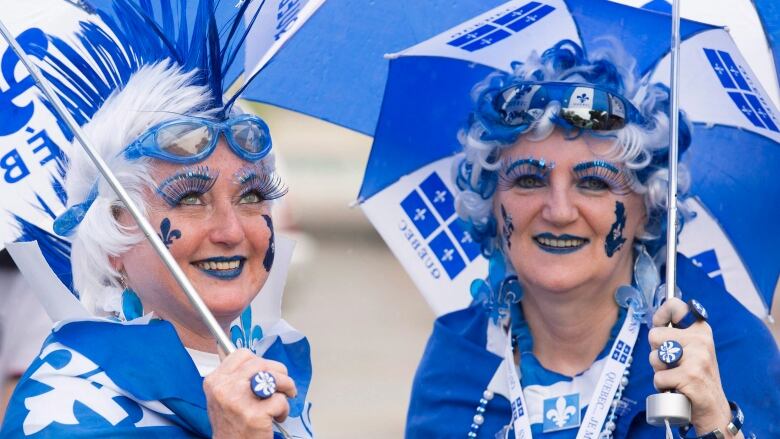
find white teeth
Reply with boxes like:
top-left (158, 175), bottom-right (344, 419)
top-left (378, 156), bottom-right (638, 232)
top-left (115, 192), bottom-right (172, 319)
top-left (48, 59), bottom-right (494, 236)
top-left (196, 260), bottom-right (241, 270)
top-left (537, 237), bottom-right (585, 248)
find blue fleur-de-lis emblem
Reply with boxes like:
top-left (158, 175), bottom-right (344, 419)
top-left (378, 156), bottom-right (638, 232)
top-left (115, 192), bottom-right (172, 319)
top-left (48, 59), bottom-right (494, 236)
top-left (576, 93), bottom-right (590, 104)
top-left (230, 306), bottom-right (263, 353)
top-left (158, 218), bottom-right (181, 248)
top-left (659, 340), bottom-right (683, 365)
top-left (543, 394), bottom-right (580, 432)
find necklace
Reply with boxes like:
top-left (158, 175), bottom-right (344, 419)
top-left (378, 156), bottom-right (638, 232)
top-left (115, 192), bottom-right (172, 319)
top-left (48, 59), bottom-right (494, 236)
top-left (467, 303), bottom-right (639, 439)
top-left (466, 355), bottom-right (633, 438)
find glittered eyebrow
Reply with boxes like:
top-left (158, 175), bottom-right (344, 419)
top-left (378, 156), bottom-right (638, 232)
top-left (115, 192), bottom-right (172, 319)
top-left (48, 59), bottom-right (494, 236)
top-left (233, 163), bottom-right (288, 201)
top-left (572, 160), bottom-right (620, 174)
top-left (502, 157), bottom-right (555, 176)
top-left (155, 165), bottom-right (219, 206)
top-left (497, 156), bottom-right (556, 191)
top-left (572, 160), bottom-right (632, 194)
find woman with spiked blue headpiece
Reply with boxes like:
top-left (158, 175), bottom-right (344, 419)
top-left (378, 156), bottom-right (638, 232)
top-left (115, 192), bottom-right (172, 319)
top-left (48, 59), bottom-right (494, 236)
top-left (0, 2), bottom-right (312, 438)
top-left (406, 40), bottom-right (779, 438)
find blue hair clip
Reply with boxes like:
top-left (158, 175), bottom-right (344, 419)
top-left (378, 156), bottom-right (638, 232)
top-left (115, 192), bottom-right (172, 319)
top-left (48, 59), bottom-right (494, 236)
top-left (53, 184), bottom-right (98, 237)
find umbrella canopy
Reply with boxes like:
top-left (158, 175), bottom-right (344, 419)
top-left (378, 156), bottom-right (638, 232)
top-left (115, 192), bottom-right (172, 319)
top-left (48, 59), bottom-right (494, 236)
top-left (241, 0), bottom-right (511, 135)
top-left (358, 0), bottom-right (780, 320)
top-left (614, 0), bottom-right (780, 108)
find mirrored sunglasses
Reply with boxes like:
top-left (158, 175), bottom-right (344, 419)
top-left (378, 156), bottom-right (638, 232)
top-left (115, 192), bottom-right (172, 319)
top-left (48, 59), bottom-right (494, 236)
top-left (493, 81), bottom-right (645, 131)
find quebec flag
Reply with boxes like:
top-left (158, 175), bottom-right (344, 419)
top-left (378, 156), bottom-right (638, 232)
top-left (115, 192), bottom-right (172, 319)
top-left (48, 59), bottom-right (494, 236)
top-left (362, 158), bottom-right (486, 316)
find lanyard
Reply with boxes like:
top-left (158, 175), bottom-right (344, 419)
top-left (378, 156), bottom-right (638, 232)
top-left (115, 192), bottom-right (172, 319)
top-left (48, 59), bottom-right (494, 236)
top-left (503, 311), bottom-right (641, 439)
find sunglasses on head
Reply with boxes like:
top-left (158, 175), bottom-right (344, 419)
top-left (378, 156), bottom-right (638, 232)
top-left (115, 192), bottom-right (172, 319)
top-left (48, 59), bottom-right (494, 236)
top-left (124, 114), bottom-right (272, 163)
top-left (493, 81), bottom-right (646, 131)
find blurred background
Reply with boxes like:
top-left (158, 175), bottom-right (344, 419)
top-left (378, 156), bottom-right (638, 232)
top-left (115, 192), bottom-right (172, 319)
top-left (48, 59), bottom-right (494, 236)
top-left (245, 102), bottom-right (435, 438)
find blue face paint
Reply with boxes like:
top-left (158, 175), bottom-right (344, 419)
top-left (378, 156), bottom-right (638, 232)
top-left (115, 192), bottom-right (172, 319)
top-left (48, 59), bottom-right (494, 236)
top-left (194, 256), bottom-right (246, 280)
top-left (500, 204), bottom-right (514, 249)
top-left (158, 217), bottom-right (181, 248)
top-left (572, 160), bottom-right (632, 195)
top-left (605, 201), bottom-right (627, 257)
top-left (262, 215), bottom-right (275, 272)
top-left (498, 156), bottom-right (555, 191)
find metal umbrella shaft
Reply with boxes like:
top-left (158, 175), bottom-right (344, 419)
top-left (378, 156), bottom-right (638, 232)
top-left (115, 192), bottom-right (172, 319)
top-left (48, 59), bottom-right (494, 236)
top-left (665, 0), bottom-right (683, 302)
top-left (646, 0), bottom-right (693, 428)
top-left (0, 19), bottom-right (235, 355)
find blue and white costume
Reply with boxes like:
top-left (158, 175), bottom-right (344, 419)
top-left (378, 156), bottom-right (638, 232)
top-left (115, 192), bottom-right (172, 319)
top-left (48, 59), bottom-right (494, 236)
top-left (406, 255), bottom-right (780, 438)
top-left (1, 317), bottom-right (313, 438)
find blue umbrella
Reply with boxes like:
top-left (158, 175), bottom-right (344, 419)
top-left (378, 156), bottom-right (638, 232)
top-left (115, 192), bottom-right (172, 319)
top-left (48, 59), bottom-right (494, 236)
top-left (356, 0), bottom-right (779, 320)
top-left (241, 0), bottom-right (510, 135)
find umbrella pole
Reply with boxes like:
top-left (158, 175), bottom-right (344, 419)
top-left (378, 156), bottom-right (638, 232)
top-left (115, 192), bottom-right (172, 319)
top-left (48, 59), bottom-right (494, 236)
top-left (645, 0), bottom-right (693, 429)
top-left (0, 19), bottom-right (236, 355)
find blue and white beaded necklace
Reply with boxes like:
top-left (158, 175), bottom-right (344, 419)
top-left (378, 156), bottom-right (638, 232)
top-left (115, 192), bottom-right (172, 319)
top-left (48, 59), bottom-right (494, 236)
top-left (467, 306), bottom-right (640, 438)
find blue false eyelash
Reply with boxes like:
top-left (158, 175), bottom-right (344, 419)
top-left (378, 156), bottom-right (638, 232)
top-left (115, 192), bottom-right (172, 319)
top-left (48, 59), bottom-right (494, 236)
top-left (235, 165), bottom-right (289, 202)
top-left (156, 165), bottom-right (219, 206)
top-left (572, 160), bottom-right (633, 194)
top-left (498, 156), bottom-right (555, 190)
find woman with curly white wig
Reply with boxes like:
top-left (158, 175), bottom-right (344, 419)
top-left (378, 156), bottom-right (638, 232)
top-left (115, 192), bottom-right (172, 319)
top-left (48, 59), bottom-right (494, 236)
top-left (1, 2), bottom-right (312, 438)
top-left (406, 40), bottom-right (779, 438)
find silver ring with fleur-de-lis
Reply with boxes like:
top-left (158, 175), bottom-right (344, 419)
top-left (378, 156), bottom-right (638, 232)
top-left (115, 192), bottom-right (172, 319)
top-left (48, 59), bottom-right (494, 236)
top-left (658, 340), bottom-right (683, 368)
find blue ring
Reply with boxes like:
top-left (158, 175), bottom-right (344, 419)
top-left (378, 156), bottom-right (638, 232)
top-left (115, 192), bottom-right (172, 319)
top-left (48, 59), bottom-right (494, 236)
top-left (250, 371), bottom-right (277, 399)
top-left (676, 299), bottom-right (708, 329)
top-left (658, 340), bottom-right (684, 367)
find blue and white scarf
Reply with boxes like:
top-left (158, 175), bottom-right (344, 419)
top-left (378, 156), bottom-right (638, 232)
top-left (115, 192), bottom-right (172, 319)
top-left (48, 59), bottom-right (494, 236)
top-left (1, 317), bottom-right (313, 438)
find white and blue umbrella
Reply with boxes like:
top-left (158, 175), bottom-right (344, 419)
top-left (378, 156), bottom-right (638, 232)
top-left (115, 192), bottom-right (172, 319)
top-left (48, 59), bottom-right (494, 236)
top-left (357, 0), bottom-right (780, 321)
top-left (617, 0), bottom-right (780, 107)
top-left (242, 0), bottom-right (511, 135)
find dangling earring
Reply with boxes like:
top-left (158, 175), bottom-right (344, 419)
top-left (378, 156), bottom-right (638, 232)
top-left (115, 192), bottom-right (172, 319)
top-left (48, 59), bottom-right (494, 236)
top-left (119, 273), bottom-right (143, 321)
top-left (633, 242), bottom-right (660, 309)
top-left (615, 242), bottom-right (658, 325)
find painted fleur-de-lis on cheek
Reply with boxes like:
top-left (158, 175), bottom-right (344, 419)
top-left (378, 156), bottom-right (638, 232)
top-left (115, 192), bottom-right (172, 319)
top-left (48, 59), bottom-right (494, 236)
top-left (158, 217), bottom-right (181, 248)
top-left (501, 204), bottom-right (515, 249)
top-left (262, 215), bottom-right (275, 272)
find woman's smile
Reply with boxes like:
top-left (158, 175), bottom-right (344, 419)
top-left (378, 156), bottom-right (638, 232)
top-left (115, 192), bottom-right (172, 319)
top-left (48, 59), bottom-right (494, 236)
top-left (532, 232), bottom-right (590, 254)
top-left (193, 256), bottom-right (246, 280)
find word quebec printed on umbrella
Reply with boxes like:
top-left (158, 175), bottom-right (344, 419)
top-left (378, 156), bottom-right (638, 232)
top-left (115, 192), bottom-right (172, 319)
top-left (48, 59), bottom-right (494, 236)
top-left (359, 0), bottom-right (780, 319)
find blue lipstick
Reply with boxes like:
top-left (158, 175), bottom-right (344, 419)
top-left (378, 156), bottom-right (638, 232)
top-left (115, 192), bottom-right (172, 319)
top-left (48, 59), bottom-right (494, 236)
top-left (194, 256), bottom-right (245, 280)
top-left (533, 232), bottom-right (589, 255)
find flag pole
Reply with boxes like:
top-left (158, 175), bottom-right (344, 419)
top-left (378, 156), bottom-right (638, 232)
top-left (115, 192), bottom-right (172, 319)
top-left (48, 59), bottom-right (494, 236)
top-left (645, 0), bottom-right (693, 428)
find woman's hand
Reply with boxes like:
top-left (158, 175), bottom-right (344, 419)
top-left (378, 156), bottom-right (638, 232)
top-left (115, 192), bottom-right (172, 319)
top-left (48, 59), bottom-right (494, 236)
top-left (648, 298), bottom-right (742, 438)
top-left (204, 348), bottom-right (297, 439)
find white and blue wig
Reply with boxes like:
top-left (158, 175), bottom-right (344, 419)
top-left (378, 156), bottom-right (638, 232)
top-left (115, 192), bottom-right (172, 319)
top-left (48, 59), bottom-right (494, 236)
top-left (454, 40), bottom-right (693, 268)
top-left (27, 1), bottom-right (276, 315)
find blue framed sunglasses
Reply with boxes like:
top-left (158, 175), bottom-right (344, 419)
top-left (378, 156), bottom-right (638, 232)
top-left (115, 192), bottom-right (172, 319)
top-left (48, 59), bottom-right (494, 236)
top-left (493, 81), bottom-right (646, 130)
top-left (124, 114), bottom-right (272, 163)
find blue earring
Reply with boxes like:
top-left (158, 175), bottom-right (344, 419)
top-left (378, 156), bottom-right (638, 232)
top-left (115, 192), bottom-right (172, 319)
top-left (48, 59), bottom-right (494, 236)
top-left (120, 277), bottom-right (143, 320)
